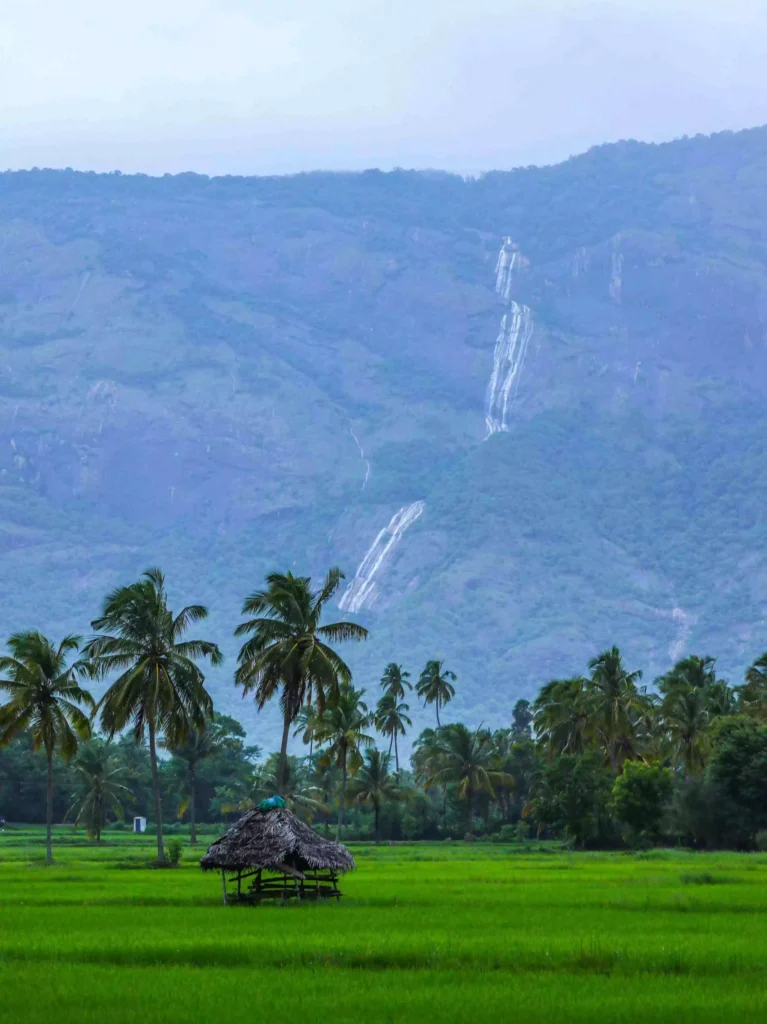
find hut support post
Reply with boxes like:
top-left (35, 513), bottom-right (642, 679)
top-left (221, 870), bottom-right (227, 906)
top-left (237, 871), bottom-right (242, 900)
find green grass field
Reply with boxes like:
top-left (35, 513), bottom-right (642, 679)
top-left (1, 828), bottom-right (766, 1022)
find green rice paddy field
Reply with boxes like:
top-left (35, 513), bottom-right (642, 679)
top-left (1, 829), bottom-right (766, 1022)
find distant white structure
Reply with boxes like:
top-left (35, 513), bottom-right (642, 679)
top-left (133, 816), bottom-right (147, 834)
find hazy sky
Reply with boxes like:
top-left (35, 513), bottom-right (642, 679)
top-left (2, 0), bottom-right (767, 175)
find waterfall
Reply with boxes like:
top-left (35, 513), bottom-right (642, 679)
top-left (572, 246), bottom-right (589, 279)
top-left (609, 250), bottom-right (623, 302)
top-left (485, 238), bottom-right (534, 437)
top-left (349, 426), bottom-right (371, 493)
top-left (669, 607), bottom-right (696, 662)
top-left (495, 236), bottom-right (520, 301)
top-left (338, 501), bottom-right (425, 613)
top-left (485, 301), bottom-right (533, 436)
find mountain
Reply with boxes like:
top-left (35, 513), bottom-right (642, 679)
top-left (3, 127), bottom-right (767, 743)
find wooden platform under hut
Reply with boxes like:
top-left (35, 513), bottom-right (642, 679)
top-left (200, 802), bottom-right (355, 905)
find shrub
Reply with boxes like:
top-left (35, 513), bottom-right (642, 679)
top-left (515, 820), bottom-right (531, 842)
top-left (611, 761), bottom-right (673, 846)
top-left (167, 839), bottom-right (183, 866)
top-left (492, 824), bottom-right (518, 843)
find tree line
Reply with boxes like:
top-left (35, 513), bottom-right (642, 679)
top-left (2, 566), bottom-right (767, 859)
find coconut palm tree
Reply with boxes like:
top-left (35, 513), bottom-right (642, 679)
top-left (533, 677), bottom-right (591, 756)
top-left (416, 660), bottom-right (456, 727)
top-left (66, 740), bottom-right (131, 842)
top-left (315, 683), bottom-right (373, 838)
top-left (251, 752), bottom-right (327, 820)
top-left (162, 725), bottom-right (218, 845)
top-left (85, 568), bottom-right (222, 864)
top-left (662, 685), bottom-right (711, 775)
top-left (737, 653), bottom-right (767, 720)
top-left (374, 692), bottom-right (411, 771)
top-left (380, 663), bottom-right (412, 700)
top-left (348, 748), bottom-right (402, 839)
top-left (425, 724), bottom-right (512, 829)
top-left (0, 632), bottom-right (94, 862)
top-left (234, 568), bottom-right (367, 794)
top-left (656, 656), bottom-right (733, 773)
top-left (588, 647), bottom-right (643, 773)
top-left (293, 704), bottom-right (321, 760)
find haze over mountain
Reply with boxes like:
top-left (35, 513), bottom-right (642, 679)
top-left (3, 125), bottom-right (767, 742)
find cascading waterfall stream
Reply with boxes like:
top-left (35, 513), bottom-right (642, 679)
top-left (484, 237), bottom-right (534, 437)
top-left (485, 301), bottom-right (533, 436)
top-left (495, 236), bottom-right (520, 301)
top-left (349, 426), bottom-right (371, 492)
top-left (338, 501), bottom-right (425, 613)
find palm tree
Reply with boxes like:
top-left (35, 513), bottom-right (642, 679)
top-left (251, 753), bottom-right (327, 820)
top-left (588, 647), bottom-right (643, 773)
top-left (66, 740), bottom-right (131, 842)
top-left (293, 704), bottom-right (321, 760)
top-left (85, 568), bottom-right (222, 864)
top-left (416, 660), bottom-right (456, 727)
top-left (533, 677), bottom-right (592, 756)
top-left (348, 748), bottom-right (402, 839)
top-left (234, 568), bottom-right (368, 794)
top-left (737, 653), bottom-right (767, 720)
top-left (380, 663), bottom-right (412, 700)
top-left (315, 683), bottom-right (373, 838)
top-left (656, 656), bottom-right (733, 774)
top-left (425, 724), bottom-right (512, 829)
top-left (662, 686), bottom-right (711, 775)
top-left (162, 725), bottom-right (218, 845)
top-left (374, 692), bottom-right (411, 771)
top-left (412, 727), bottom-right (450, 830)
top-left (0, 632), bottom-right (94, 862)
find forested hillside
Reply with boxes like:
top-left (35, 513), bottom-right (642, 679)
top-left (3, 126), bottom-right (767, 739)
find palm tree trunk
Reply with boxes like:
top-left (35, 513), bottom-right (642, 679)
top-left (189, 763), bottom-right (197, 845)
top-left (609, 741), bottom-right (617, 775)
top-left (45, 747), bottom-right (54, 864)
top-left (337, 750), bottom-right (347, 840)
top-left (278, 712), bottom-right (291, 794)
top-left (374, 799), bottom-right (380, 840)
top-left (148, 720), bottom-right (166, 864)
top-left (394, 732), bottom-right (399, 772)
top-left (466, 783), bottom-right (473, 834)
top-left (436, 699), bottom-right (441, 728)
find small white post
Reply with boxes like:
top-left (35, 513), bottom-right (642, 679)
top-left (221, 870), bottom-right (227, 906)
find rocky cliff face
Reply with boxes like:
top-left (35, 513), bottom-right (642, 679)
top-left (3, 128), bottom-right (767, 738)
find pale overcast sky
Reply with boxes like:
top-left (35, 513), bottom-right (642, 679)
top-left (2, 0), bottom-right (766, 175)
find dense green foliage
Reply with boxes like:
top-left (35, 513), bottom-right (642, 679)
top-left (1, 564), bottom-right (764, 853)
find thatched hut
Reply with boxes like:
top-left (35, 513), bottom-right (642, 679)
top-left (200, 805), bottom-right (355, 904)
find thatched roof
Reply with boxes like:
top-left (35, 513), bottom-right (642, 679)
top-left (200, 807), bottom-right (355, 875)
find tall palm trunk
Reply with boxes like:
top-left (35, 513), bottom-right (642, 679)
top-left (189, 762), bottom-right (197, 845)
top-left (466, 782), bottom-right (474, 833)
top-left (337, 746), bottom-right (347, 840)
top-left (277, 712), bottom-right (291, 794)
top-left (45, 746), bottom-right (54, 864)
top-left (436, 699), bottom-right (441, 728)
top-left (394, 732), bottom-right (399, 772)
top-left (374, 798), bottom-right (380, 840)
top-left (147, 719), bottom-right (166, 863)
